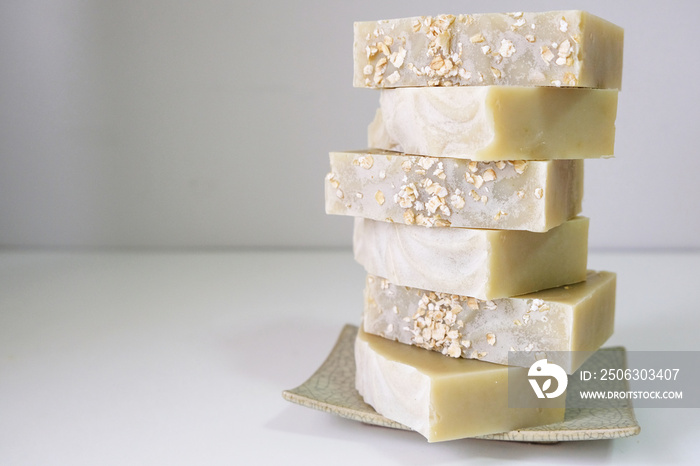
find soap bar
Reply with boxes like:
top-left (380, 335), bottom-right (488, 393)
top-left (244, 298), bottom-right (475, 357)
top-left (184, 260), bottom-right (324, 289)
top-left (355, 328), bottom-right (565, 442)
top-left (325, 149), bottom-right (583, 232)
top-left (362, 271), bottom-right (615, 373)
top-left (368, 86), bottom-right (618, 161)
top-left (354, 11), bottom-right (623, 89)
top-left (353, 216), bottom-right (588, 300)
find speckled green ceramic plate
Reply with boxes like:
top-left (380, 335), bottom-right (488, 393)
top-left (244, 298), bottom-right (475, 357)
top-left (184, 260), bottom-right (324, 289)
top-left (282, 324), bottom-right (641, 443)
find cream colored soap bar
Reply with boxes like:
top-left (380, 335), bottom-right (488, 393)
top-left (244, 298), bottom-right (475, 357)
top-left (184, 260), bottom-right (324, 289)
top-left (368, 86), bottom-right (618, 161)
top-left (363, 271), bottom-right (615, 373)
top-left (355, 328), bottom-right (565, 442)
top-left (353, 216), bottom-right (588, 300)
top-left (325, 149), bottom-right (583, 232)
top-left (354, 11), bottom-right (623, 89)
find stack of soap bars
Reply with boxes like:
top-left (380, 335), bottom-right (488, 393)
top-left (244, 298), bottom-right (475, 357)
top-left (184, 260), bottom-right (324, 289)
top-left (324, 11), bottom-right (623, 442)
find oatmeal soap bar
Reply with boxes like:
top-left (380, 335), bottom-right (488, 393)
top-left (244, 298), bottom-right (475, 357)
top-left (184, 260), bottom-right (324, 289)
top-left (355, 328), bottom-right (565, 442)
top-left (354, 11), bottom-right (623, 89)
top-left (353, 216), bottom-right (588, 300)
top-left (325, 149), bottom-right (583, 232)
top-left (369, 86), bottom-right (618, 161)
top-left (363, 271), bottom-right (616, 373)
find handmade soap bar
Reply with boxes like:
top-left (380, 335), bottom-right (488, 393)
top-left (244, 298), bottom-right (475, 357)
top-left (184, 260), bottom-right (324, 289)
top-left (368, 86), bottom-right (618, 161)
top-left (363, 271), bottom-right (615, 373)
top-left (355, 328), bottom-right (565, 442)
top-left (325, 149), bottom-right (583, 232)
top-left (354, 11), bottom-right (623, 89)
top-left (353, 216), bottom-right (588, 300)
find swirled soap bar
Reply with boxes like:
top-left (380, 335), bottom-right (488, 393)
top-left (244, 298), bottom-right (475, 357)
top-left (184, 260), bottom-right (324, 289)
top-left (325, 149), bottom-right (583, 232)
top-left (368, 86), bottom-right (618, 161)
top-left (355, 328), bottom-right (565, 442)
top-left (353, 216), bottom-right (588, 300)
top-left (354, 11), bottom-right (623, 89)
top-left (362, 271), bottom-right (616, 373)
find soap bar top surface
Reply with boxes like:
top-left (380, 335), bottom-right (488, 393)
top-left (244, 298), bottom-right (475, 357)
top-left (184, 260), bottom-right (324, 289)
top-left (369, 86), bottom-right (618, 161)
top-left (353, 216), bottom-right (589, 300)
top-left (354, 11), bottom-right (623, 89)
top-left (325, 149), bottom-right (583, 232)
top-left (355, 328), bottom-right (565, 442)
top-left (362, 270), bottom-right (616, 373)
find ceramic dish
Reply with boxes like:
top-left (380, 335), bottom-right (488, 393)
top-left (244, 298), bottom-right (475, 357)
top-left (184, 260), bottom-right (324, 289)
top-left (282, 324), bottom-right (641, 443)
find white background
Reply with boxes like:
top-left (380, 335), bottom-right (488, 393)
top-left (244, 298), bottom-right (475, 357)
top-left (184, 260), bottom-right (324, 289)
top-left (1, 0), bottom-right (699, 250)
top-left (2, 250), bottom-right (699, 465)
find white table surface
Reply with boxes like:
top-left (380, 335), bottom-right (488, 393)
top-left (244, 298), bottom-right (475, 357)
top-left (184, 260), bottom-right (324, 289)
top-left (1, 249), bottom-right (698, 465)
